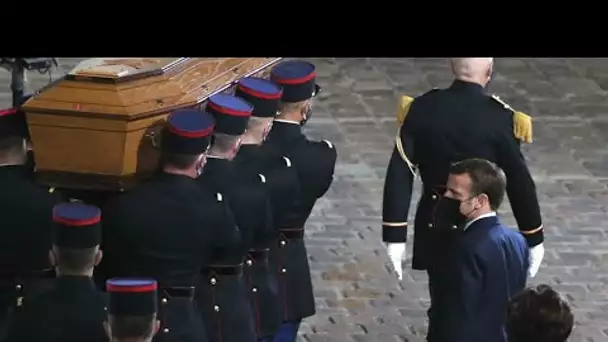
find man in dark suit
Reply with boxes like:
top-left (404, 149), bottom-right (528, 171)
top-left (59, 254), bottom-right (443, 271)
top-left (506, 284), bottom-right (574, 342)
top-left (264, 60), bottom-right (337, 342)
top-left (428, 158), bottom-right (530, 342)
top-left (233, 77), bottom-right (301, 342)
top-left (102, 109), bottom-right (228, 342)
top-left (195, 93), bottom-right (262, 342)
top-left (105, 278), bottom-right (161, 342)
top-left (6, 201), bottom-right (107, 342)
top-left (0, 104), bottom-right (60, 338)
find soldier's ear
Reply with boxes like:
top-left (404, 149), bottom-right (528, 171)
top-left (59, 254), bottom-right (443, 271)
top-left (48, 249), bottom-right (56, 267)
top-left (94, 249), bottom-right (103, 266)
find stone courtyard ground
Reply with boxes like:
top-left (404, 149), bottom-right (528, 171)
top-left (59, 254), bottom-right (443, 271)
top-left (2, 58), bottom-right (608, 341)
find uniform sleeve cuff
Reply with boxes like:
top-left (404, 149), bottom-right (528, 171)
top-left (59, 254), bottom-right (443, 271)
top-left (382, 223), bottom-right (408, 243)
top-left (522, 227), bottom-right (544, 247)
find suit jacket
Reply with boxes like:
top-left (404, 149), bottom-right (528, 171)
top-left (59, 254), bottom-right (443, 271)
top-left (429, 215), bottom-right (529, 342)
top-left (6, 276), bottom-right (107, 342)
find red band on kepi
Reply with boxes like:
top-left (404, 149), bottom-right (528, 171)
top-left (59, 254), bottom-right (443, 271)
top-left (237, 78), bottom-right (283, 100)
top-left (206, 94), bottom-right (253, 135)
top-left (0, 108), bottom-right (18, 117)
top-left (106, 279), bottom-right (158, 293)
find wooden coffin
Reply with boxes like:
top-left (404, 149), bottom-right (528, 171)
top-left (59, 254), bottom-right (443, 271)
top-left (22, 57), bottom-right (282, 191)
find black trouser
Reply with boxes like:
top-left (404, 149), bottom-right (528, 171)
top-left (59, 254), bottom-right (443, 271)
top-left (154, 287), bottom-right (208, 342)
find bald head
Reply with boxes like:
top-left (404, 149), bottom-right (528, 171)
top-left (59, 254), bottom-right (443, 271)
top-left (451, 58), bottom-right (494, 86)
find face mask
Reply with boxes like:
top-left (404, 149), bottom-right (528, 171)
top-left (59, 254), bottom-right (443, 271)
top-left (434, 196), bottom-right (479, 230)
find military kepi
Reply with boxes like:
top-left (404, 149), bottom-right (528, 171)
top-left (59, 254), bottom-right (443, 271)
top-left (235, 77), bottom-right (282, 118)
top-left (270, 60), bottom-right (321, 103)
top-left (206, 94), bottom-right (253, 135)
top-left (106, 278), bottom-right (158, 316)
top-left (52, 202), bottom-right (101, 248)
top-left (162, 109), bottom-right (215, 154)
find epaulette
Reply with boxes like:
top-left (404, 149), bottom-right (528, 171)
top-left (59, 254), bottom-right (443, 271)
top-left (48, 187), bottom-right (55, 194)
top-left (396, 88), bottom-right (439, 125)
top-left (216, 193), bottom-right (223, 202)
top-left (322, 140), bottom-right (334, 149)
top-left (396, 95), bottom-right (414, 125)
top-left (258, 174), bottom-right (266, 183)
top-left (491, 94), bottom-right (533, 144)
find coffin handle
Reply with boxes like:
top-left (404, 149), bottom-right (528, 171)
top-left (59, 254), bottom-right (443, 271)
top-left (144, 131), bottom-right (160, 148)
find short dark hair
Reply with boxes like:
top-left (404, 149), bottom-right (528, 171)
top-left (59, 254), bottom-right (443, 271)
top-left (506, 284), bottom-right (574, 342)
top-left (449, 158), bottom-right (506, 210)
top-left (109, 314), bottom-right (156, 340)
top-left (55, 246), bottom-right (98, 273)
top-left (159, 152), bottom-right (199, 170)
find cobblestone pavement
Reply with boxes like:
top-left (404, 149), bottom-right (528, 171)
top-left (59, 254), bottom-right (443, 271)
top-left (2, 58), bottom-right (608, 341)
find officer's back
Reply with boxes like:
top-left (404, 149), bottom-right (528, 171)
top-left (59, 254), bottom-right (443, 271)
top-left (102, 109), bottom-right (223, 342)
top-left (195, 94), bottom-right (259, 342)
top-left (102, 110), bottom-right (220, 285)
top-left (407, 79), bottom-right (515, 188)
top-left (6, 202), bottom-right (107, 342)
top-left (0, 107), bottom-right (60, 337)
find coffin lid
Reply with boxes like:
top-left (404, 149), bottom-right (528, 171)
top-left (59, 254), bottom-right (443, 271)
top-left (22, 57), bottom-right (282, 121)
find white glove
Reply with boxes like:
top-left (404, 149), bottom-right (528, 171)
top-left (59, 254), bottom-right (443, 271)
top-left (528, 243), bottom-right (545, 278)
top-left (387, 243), bottom-right (407, 280)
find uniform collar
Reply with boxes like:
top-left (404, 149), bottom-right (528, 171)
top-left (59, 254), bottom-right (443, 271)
top-left (57, 275), bottom-right (96, 288)
top-left (449, 79), bottom-right (486, 93)
top-left (267, 120), bottom-right (304, 144)
top-left (464, 211), bottom-right (497, 231)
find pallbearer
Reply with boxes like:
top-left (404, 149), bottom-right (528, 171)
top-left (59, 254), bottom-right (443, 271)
top-left (7, 201), bottom-right (107, 342)
top-left (105, 278), bottom-right (160, 342)
top-left (233, 77), bottom-right (301, 342)
top-left (264, 60), bottom-right (337, 342)
top-left (195, 94), bottom-right (260, 342)
top-left (0, 103), bottom-right (60, 338)
top-left (102, 109), bottom-right (223, 342)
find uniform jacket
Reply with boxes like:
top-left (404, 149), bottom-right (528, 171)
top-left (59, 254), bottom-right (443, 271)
top-left (6, 276), bottom-right (107, 342)
top-left (428, 215), bottom-right (529, 342)
top-left (264, 120), bottom-right (337, 321)
top-left (382, 80), bottom-right (543, 270)
top-left (101, 172), bottom-right (237, 342)
top-left (233, 143), bottom-right (301, 337)
top-left (0, 165), bottom-right (60, 326)
top-left (195, 157), bottom-right (266, 342)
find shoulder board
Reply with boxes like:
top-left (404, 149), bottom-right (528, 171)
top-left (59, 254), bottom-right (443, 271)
top-left (396, 95), bottom-right (414, 125)
top-left (48, 187), bottom-right (55, 194)
top-left (258, 174), bottom-right (266, 183)
top-left (396, 88), bottom-right (439, 125)
top-left (282, 156), bottom-right (292, 167)
top-left (216, 193), bottom-right (223, 202)
top-left (322, 140), bottom-right (334, 149)
top-left (491, 94), bottom-right (533, 143)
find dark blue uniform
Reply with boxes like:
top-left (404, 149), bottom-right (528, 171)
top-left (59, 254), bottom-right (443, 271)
top-left (102, 110), bottom-right (222, 342)
top-left (7, 202), bottom-right (107, 342)
top-left (382, 80), bottom-right (544, 270)
top-left (265, 60), bottom-right (337, 341)
top-left (0, 105), bottom-right (60, 338)
top-left (233, 77), bottom-right (302, 341)
top-left (428, 215), bottom-right (529, 342)
top-left (195, 94), bottom-right (258, 342)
